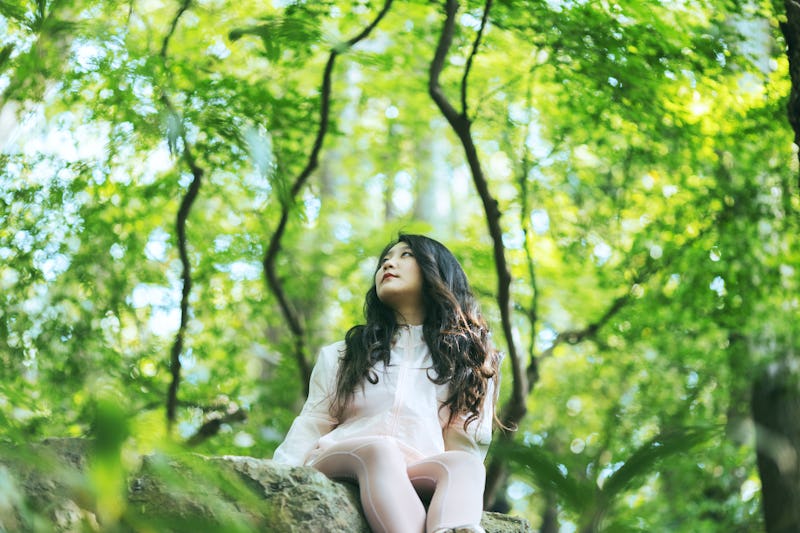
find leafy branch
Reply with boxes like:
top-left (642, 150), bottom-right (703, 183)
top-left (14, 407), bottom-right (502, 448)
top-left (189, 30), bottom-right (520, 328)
top-left (485, 172), bottom-right (727, 506)
top-left (260, 0), bottom-right (394, 392)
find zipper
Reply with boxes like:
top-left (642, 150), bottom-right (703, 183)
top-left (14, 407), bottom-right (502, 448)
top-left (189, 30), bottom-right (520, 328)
top-left (388, 329), bottom-right (411, 436)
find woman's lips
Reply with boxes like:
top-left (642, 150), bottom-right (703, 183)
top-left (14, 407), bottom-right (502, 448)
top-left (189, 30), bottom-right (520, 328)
top-left (382, 273), bottom-right (397, 282)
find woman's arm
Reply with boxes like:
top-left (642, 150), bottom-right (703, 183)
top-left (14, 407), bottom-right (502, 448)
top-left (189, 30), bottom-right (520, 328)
top-left (271, 343), bottom-right (341, 466)
top-left (442, 376), bottom-right (496, 460)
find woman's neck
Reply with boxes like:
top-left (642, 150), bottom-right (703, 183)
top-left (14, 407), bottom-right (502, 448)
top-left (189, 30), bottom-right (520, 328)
top-left (394, 308), bottom-right (424, 326)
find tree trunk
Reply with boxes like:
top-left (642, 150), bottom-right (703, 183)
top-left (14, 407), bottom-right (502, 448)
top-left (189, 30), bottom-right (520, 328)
top-left (751, 358), bottom-right (800, 533)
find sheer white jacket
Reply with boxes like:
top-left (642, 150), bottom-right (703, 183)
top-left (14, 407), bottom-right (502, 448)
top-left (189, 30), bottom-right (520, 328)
top-left (272, 325), bottom-right (495, 467)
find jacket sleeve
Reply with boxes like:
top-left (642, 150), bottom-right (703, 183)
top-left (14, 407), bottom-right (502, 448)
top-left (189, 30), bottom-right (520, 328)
top-left (271, 344), bottom-right (340, 466)
top-left (443, 375), bottom-right (496, 461)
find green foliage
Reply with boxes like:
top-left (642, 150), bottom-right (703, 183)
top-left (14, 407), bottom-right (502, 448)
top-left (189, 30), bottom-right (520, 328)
top-left (1, 0), bottom-right (798, 530)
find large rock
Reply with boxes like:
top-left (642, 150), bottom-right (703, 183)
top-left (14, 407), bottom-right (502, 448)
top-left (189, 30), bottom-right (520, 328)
top-left (0, 438), bottom-right (531, 532)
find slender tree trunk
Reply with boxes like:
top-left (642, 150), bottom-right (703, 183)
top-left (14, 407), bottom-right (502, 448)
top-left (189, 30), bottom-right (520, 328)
top-left (751, 358), bottom-right (800, 533)
top-left (781, 0), bottom-right (800, 181)
top-left (413, 131), bottom-right (451, 230)
top-left (539, 492), bottom-right (559, 533)
top-left (413, 132), bottom-right (435, 223)
top-left (382, 131), bottom-right (394, 222)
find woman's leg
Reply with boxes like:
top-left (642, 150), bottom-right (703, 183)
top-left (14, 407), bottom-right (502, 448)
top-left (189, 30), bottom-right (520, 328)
top-left (311, 436), bottom-right (426, 533)
top-left (407, 450), bottom-right (486, 533)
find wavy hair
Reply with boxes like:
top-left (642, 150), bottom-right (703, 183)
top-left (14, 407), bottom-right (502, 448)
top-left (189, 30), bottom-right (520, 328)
top-left (332, 234), bottom-right (500, 430)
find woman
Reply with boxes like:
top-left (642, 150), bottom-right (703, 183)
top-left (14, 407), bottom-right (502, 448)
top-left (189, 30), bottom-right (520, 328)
top-left (273, 234), bottom-right (501, 533)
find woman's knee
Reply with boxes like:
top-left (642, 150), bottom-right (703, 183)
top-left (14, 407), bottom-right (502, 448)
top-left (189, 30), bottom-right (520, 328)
top-left (409, 450), bottom-right (486, 487)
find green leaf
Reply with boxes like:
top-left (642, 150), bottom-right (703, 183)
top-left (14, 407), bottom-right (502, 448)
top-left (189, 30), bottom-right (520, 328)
top-left (0, 43), bottom-right (14, 71)
top-left (500, 440), bottom-right (593, 511)
top-left (0, 1), bottom-right (27, 22)
top-left (229, 15), bottom-right (322, 62)
top-left (601, 425), bottom-right (720, 499)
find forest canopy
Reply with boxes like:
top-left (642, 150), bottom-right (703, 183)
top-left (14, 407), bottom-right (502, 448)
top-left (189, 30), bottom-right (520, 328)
top-left (1, 0), bottom-right (799, 531)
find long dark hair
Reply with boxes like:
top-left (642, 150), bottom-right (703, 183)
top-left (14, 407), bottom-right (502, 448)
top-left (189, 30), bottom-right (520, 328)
top-left (332, 234), bottom-right (500, 430)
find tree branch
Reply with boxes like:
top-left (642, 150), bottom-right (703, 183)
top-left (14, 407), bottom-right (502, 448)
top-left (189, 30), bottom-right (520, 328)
top-left (184, 407), bottom-right (247, 447)
top-left (429, 0), bottom-right (527, 424)
top-left (161, 0), bottom-right (191, 59)
top-left (161, 1), bottom-right (203, 430)
top-left (533, 208), bottom-right (721, 374)
top-left (162, 93), bottom-right (203, 430)
top-left (516, 73), bottom-right (549, 387)
top-left (487, 110), bottom-right (558, 509)
top-left (262, 0), bottom-right (394, 394)
top-left (461, 0), bottom-right (493, 116)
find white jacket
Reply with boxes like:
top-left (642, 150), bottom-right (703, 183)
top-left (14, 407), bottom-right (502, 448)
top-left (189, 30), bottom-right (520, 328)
top-left (272, 325), bottom-right (495, 466)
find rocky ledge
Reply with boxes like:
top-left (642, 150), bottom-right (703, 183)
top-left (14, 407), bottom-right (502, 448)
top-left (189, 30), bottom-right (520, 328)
top-left (0, 438), bottom-right (531, 532)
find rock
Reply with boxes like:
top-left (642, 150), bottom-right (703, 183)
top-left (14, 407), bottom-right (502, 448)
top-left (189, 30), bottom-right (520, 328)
top-left (0, 437), bottom-right (95, 533)
top-left (0, 438), bottom-right (531, 532)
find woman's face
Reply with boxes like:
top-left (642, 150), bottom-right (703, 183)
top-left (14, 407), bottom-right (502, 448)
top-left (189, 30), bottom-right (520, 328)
top-left (375, 241), bottom-right (424, 314)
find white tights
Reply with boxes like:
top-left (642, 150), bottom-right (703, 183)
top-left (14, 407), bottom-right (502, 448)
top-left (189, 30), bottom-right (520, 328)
top-left (310, 436), bottom-right (486, 533)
